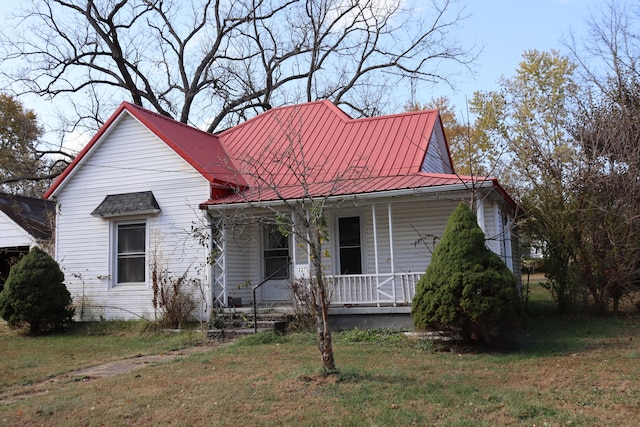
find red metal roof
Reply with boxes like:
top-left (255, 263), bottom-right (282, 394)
top-left (45, 100), bottom-right (515, 208)
top-left (44, 102), bottom-right (245, 199)
top-left (217, 101), bottom-right (443, 187)
top-left (201, 173), bottom-right (481, 206)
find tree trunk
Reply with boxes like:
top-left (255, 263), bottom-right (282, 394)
top-left (311, 240), bottom-right (336, 373)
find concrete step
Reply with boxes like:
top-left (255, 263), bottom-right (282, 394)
top-left (209, 307), bottom-right (292, 336)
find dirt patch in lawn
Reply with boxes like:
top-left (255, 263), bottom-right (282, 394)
top-left (0, 343), bottom-right (225, 405)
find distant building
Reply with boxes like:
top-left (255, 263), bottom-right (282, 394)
top-left (0, 192), bottom-right (55, 286)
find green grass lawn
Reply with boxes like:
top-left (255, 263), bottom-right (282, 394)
top-left (1, 284), bottom-right (639, 426)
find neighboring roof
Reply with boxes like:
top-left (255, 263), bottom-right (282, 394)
top-left (44, 102), bottom-right (246, 199)
top-left (91, 191), bottom-right (161, 218)
top-left (0, 192), bottom-right (55, 241)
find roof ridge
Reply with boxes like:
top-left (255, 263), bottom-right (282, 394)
top-left (351, 108), bottom-right (439, 123)
top-left (122, 102), bottom-right (218, 139)
top-left (217, 100), bottom-right (351, 137)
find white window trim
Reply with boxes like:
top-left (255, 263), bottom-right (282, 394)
top-left (110, 217), bottom-right (149, 288)
top-left (260, 223), bottom-right (291, 281)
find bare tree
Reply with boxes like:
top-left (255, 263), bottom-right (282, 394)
top-left (206, 108), bottom-right (372, 373)
top-left (1, 0), bottom-right (475, 136)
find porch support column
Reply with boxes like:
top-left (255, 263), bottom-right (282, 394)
top-left (221, 226), bottom-right (228, 308)
top-left (291, 209), bottom-right (297, 267)
top-left (388, 203), bottom-right (396, 305)
top-left (209, 217), bottom-right (228, 308)
top-left (372, 204), bottom-right (380, 306)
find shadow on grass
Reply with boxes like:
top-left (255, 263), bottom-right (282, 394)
top-left (515, 296), bottom-right (639, 357)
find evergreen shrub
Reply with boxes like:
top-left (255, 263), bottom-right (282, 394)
top-left (412, 202), bottom-right (524, 347)
top-left (0, 247), bottom-right (74, 334)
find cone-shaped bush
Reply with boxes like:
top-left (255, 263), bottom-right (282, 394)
top-left (412, 202), bottom-right (523, 346)
top-left (0, 247), bottom-right (74, 334)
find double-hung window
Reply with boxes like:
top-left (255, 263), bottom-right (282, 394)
top-left (263, 224), bottom-right (289, 279)
top-left (116, 222), bottom-right (146, 284)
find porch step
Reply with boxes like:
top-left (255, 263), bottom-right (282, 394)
top-left (208, 305), bottom-right (293, 336)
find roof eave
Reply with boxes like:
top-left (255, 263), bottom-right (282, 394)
top-left (199, 182), bottom-right (493, 210)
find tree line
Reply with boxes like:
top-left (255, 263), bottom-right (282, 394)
top-left (420, 2), bottom-right (640, 314)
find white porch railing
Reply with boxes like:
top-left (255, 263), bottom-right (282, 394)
top-left (326, 272), bottom-right (423, 306)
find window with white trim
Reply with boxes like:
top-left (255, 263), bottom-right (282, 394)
top-left (337, 216), bottom-right (362, 275)
top-left (116, 222), bottom-right (146, 284)
top-left (263, 224), bottom-right (289, 280)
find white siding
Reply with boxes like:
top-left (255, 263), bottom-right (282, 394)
top-left (53, 113), bottom-right (211, 320)
top-left (0, 212), bottom-right (35, 248)
top-left (368, 198), bottom-right (457, 275)
top-left (224, 223), bottom-right (261, 305)
top-left (421, 117), bottom-right (454, 174)
top-left (222, 195), bottom-right (465, 295)
top-left (219, 190), bottom-right (521, 305)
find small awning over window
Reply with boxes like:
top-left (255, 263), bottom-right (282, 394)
top-left (91, 191), bottom-right (161, 218)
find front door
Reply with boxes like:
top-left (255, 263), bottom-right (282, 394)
top-left (262, 224), bottom-right (291, 301)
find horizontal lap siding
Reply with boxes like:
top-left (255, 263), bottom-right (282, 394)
top-left (382, 198), bottom-right (457, 274)
top-left (55, 114), bottom-right (211, 320)
top-left (220, 191), bottom-right (519, 304)
top-left (224, 223), bottom-right (260, 304)
top-left (0, 214), bottom-right (34, 247)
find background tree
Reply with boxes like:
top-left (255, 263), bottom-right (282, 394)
top-left (469, 50), bottom-right (586, 313)
top-left (564, 0), bottom-right (640, 312)
top-left (1, 94), bottom-right (41, 195)
top-left (412, 202), bottom-right (523, 347)
top-left (1, 0), bottom-right (475, 138)
top-left (472, 23), bottom-right (640, 313)
top-left (405, 96), bottom-right (502, 177)
top-left (0, 247), bottom-right (74, 334)
top-left (0, 94), bottom-right (72, 195)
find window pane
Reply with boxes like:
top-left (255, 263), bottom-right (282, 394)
top-left (118, 256), bottom-right (145, 283)
top-left (339, 247), bottom-right (362, 274)
top-left (265, 256), bottom-right (289, 279)
top-left (118, 224), bottom-right (145, 254)
top-left (338, 217), bottom-right (360, 246)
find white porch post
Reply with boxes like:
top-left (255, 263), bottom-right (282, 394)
top-left (388, 203), bottom-right (395, 305)
top-left (372, 205), bottom-right (380, 306)
top-left (210, 217), bottom-right (227, 308)
top-left (291, 209), bottom-right (297, 267)
top-left (221, 226), bottom-right (228, 307)
top-left (372, 204), bottom-right (380, 276)
top-left (493, 201), bottom-right (503, 258)
top-left (504, 213), bottom-right (513, 271)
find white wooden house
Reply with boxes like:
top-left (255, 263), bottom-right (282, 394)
top-left (0, 192), bottom-right (55, 286)
top-left (44, 101), bottom-right (519, 321)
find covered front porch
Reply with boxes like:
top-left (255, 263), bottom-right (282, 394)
top-left (205, 188), bottom-right (517, 312)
